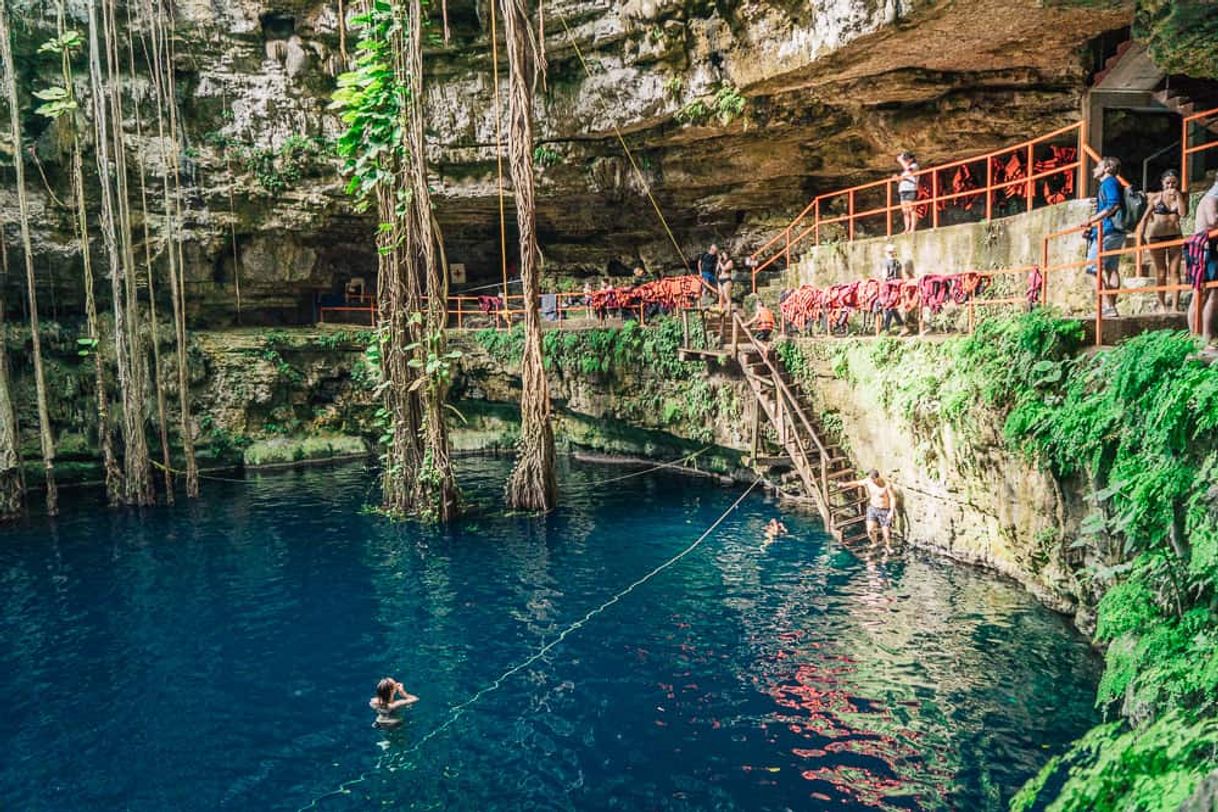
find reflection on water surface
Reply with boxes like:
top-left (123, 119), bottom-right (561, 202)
top-left (0, 457), bottom-right (1099, 810)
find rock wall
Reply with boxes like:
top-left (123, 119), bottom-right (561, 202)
top-left (0, 0), bottom-right (1132, 325)
top-left (5, 322), bottom-right (753, 481)
top-left (787, 335), bottom-right (1091, 618)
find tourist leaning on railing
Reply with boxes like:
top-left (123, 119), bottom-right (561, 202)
top-left (896, 152), bottom-right (921, 234)
top-left (1082, 155), bottom-right (1126, 318)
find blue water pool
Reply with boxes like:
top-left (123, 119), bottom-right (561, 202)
top-left (0, 457), bottom-right (1099, 811)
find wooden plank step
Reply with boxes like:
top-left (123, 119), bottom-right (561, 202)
top-left (750, 455), bottom-right (791, 467)
top-left (678, 348), bottom-right (732, 362)
top-left (826, 469), bottom-right (857, 481)
top-left (840, 532), bottom-right (872, 545)
top-left (835, 514), bottom-right (869, 529)
top-left (830, 497), bottom-right (869, 515)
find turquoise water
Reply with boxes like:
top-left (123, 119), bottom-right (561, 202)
top-left (0, 457), bottom-right (1099, 810)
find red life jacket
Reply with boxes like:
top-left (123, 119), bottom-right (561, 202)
top-left (1026, 266), bottom-right (1044, 306)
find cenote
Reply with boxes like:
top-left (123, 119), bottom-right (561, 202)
top-left (0, 457), bottom-right (1101, 811)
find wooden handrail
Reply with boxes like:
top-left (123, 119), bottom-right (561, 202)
top-left (730, 312), bottom-right (832, 511)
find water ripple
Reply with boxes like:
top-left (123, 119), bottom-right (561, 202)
top-left (0, 458), bottom-right (1100, 811)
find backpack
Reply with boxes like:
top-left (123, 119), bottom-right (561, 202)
top-left (1114, 186), bottom-right (1146, 233)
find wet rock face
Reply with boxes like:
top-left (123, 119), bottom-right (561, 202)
top-left (3, 0), bottom-right (1131, 323)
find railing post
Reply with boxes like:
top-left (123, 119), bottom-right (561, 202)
top-left (1182, 114), bottom-right (1189, 193)
top-left (784, 227), bottom-right (791, 281)
top-left (750, 404), bottom-right (760, 461)
top-left (848, 190), bottom-right (855, 241)
top-left (820, 456), bottom-right (828, 513)
top-left (731, 316), bottom-right (738, 355)
top-left (985, 156), bottom-right (993, 221)
top-left (776, 389), bottom-right (785, 446)
top-left (1095, 221), bottom-right (1104, 347)
top-left (1077, 122), bottom-right (1088, 200)
top-left (931, 170), bottom-right (939, 230)
top-left (1026, 142), bottom-right (1035, 212)
top-left (814, 198), bottom-right (821, 246)
top-left (1041, 235), bottom-right (1050, 308)
top-left (886, 181), bottom-right (893, 238)
top-left (682, 307), bottom-right (689, 347)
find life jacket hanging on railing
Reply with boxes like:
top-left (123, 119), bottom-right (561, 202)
top-left (915, 182), bottom-right (934, 222)
top-left (1038, 146), bottom-right (1077, 205)
top-left (1026, 266), bottom-right (1044, 309)
top-left (998, 153), bottom-right (1026, 200)
top-left (950, 165), bottom-right (983, 211)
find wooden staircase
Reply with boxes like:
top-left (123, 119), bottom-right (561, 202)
top-left (681, 308), bottom-right (872, 545)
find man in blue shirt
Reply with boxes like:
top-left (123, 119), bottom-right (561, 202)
top-left (699, 244), bottom-right (720, 303)
top-left (1082, 156), bottom-right (1126, 317)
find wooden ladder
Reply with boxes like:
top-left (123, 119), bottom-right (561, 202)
top-left (685, 308), bottom-right (872, 545)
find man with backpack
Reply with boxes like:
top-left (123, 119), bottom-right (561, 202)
top-left (1082, 156), bottom-right (1143, 318)
top-left (698, 244), bottom-right (720, 304)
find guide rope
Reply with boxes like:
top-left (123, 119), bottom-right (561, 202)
top-left (296, 477), bottom-right (761, 810)
top-left (151, 460), bottom-right (259, 485)
top-left (149, 447), bottom-right (710, 491)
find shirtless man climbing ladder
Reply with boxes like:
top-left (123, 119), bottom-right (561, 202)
top-left (844, 469), bottom-right (894, 550)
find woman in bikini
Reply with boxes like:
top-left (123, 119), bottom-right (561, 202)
top-left (370, 677), bottom-right (418, 728)
top-left (1138, 169), bottom-right (1188, 312)
top-left (717, 254), bottom-right (735, 311)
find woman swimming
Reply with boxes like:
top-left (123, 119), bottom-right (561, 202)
top-left (370, 677), bottom-right (418, 728)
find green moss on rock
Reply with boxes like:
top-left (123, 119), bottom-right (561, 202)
top-left (243, 434), bottom-right (368, 468)
top-left (1135, 0), bottom-right (1218, 80)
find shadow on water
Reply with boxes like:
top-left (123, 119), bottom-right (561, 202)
top-left (0, 457), bottom-right (1100, 811)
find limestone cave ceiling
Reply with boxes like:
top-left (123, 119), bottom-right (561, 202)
top-left (1, 0), bottom-right (1133, 322)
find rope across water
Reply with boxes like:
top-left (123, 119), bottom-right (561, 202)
top-left (297, 477), bottom-right (762, 810)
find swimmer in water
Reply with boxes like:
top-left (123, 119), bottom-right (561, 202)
top-left (370, 677), bottom-right (418, 728)
top-left (763, 518), bottom-right (788, 545)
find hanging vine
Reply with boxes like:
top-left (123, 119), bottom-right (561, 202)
top-left (0, 230), bottom-right (22, 518)
top-left (332, 0), bottom-right (459, 521)
top-left (0, 3), bottom-right (58, 515)
top-left (500, 0), bottom-right (556, 512)
top-left (38, 14), bottom-right (125, 505)
top-left (140, 0), bottom-right (199, 498)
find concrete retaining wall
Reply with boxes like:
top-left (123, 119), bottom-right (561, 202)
top-left (776, 195), bottom-right (1207, 316)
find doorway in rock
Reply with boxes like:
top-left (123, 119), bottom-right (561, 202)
top-left (1102, 107), bottom-right (1182, 192)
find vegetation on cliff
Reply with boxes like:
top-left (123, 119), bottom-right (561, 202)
top-left (332, 0), bottom-right (459, 521)
top-left (778, 313), bottom-right (1218, 810)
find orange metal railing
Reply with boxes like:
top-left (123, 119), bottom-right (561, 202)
top-left (749, 121), bottom-right (1089, 291)
top-left (769, 223), bottom-right (1218, 347)
top-left (1183, 106), bottom-right (1218, 193)
top-left (318, 283), bottom-right (709, 329)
